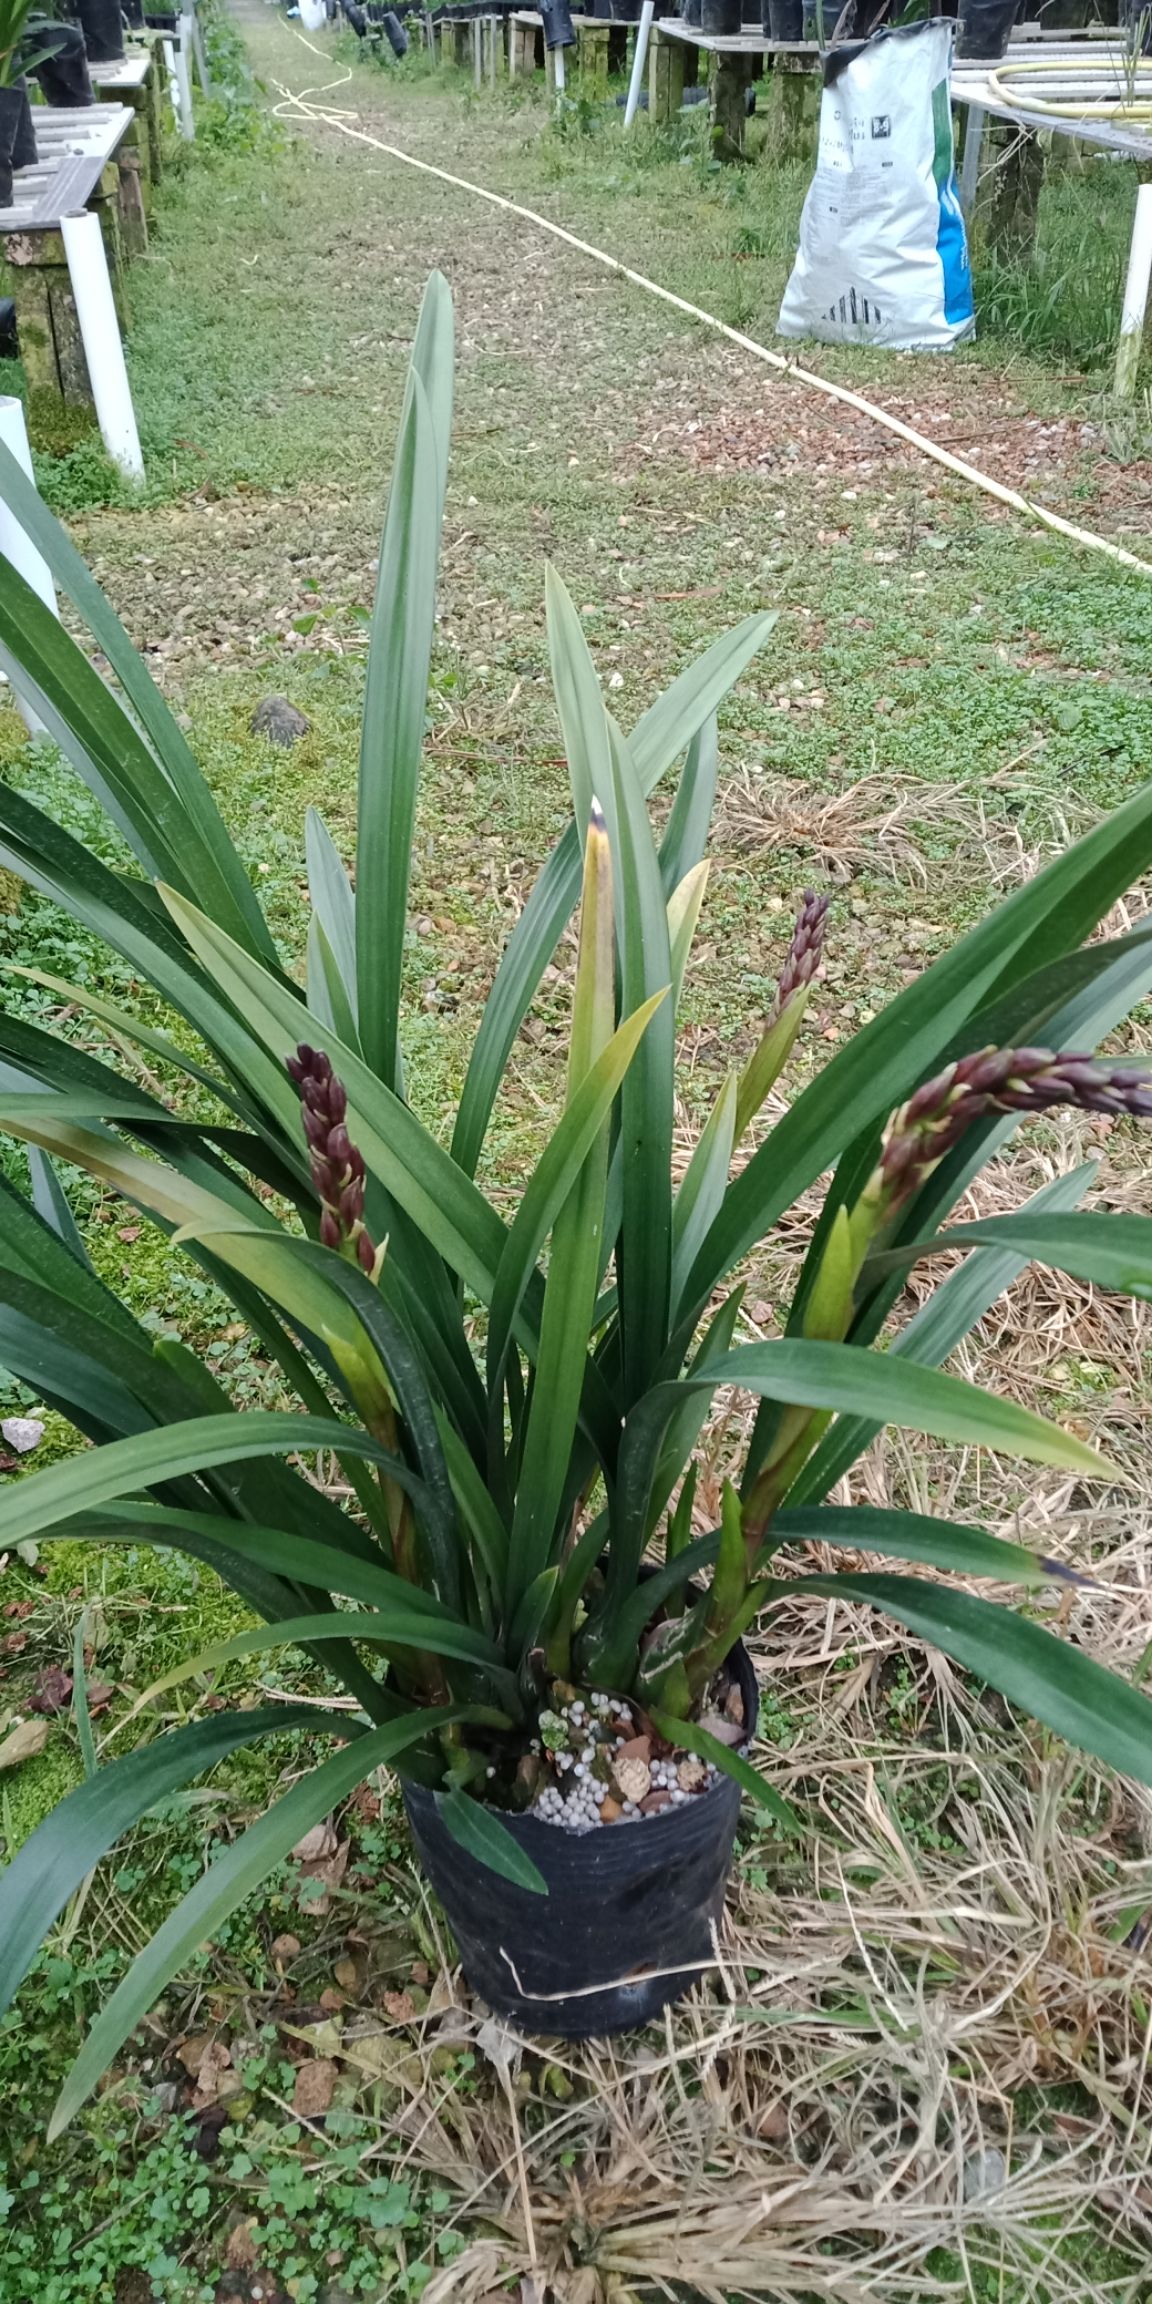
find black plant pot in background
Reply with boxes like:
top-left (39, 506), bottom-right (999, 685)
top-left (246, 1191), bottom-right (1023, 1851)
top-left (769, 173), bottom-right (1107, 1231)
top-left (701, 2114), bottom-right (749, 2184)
top-left (33, 22), bottom-right (95, 104)
top-left (700, 0), bottom-right (742, 30)
top-left (404, 1640), bottom-right (759, 2037)
top-left (1120, 0), bottom-right (1152, 48)
top-left (9, 78), bottom-right (37, 168)
top-left (381, 8), bottom-right (409, 50)
top-left (122, 0), bottom-right (145, 23)
top-left (0, 86), bottom-right (21, 209)
top-left (955, 0), bottom-right (1017, 53)
top-left (539, 0), bottom-right (575, 41)
top-left (76, 0), bottom-right (126, 62)
top-left (763, 0), bottom-right (802, 31)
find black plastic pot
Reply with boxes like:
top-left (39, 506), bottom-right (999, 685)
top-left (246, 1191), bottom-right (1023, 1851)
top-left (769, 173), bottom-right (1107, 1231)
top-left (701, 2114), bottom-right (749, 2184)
top-left (9, 79), bottom-right (36, 169)
top-left (700, 0), bottom-right (741, 27)
top-left (75, 0), bottom-right (126, 63)
top-left (381, 8), bottom-right (409, 50)
top-left (404, 1640), bottom-right (759, 2037)
top-left (763, 0), bottom-right (802, 32)
top-left (32, 23), bottom-right (94, 105)
top-left (122, 0), bottom-right (145, 23)
top-left (1120, 0), bottom-right (1152, 47)
top-left (955, 0), bottom-right (1017, 54)
top-left (0, 87), bottom-right (19, 210)
top-left (540, 0), bottom-right (575, 42)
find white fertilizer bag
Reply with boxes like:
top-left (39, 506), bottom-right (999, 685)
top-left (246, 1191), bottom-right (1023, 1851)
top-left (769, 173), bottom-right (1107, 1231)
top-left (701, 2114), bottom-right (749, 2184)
top-left (778, 19), bottom-right (973, 352)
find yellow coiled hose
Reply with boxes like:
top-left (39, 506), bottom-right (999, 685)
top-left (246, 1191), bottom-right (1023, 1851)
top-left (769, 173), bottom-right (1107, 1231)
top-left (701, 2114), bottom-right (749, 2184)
top-left (985, 53), bottom-right (1152, 121)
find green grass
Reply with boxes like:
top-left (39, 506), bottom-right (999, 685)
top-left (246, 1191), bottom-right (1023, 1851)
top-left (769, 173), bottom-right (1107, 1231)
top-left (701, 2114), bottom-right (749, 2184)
top-left (0, 8), bottom-right (1150, 2298)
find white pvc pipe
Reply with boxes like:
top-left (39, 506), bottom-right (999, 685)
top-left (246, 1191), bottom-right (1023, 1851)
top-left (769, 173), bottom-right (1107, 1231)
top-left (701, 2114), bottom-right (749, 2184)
top-left (553, 43), bottom-right (565, 93)
top-left (175, 17), bottom-right (196, 138)
top-left (1115, 180), bottom-right (1152, 402)
top-left (59, 212), bottom-right (145, 483)
top-left (0, 400), bottom-right (56, 617)
top-left (162, 35), bottom-right (181, 126)
top-left (624, 0), bottom-right (654, 127)
top-left (0, 397), bottom-right (57, 735)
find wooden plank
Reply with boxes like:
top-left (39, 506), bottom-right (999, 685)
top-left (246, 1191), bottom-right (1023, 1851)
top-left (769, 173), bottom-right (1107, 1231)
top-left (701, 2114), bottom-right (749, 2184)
top-left (91, 53), bottom-right (152, 89)
top-left (114, 122), bottom-right (148, 258)
top-left (655, 17), bottom-right (775, 53)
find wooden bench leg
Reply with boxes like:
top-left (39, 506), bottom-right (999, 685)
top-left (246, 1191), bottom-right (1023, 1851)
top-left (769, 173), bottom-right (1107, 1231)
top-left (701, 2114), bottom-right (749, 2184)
top-left (2, 240), bottom-right (95, 432)
top-left (980, 121), bottom-right (1044, 264)
top-left (648, 24), bottom-right (684, 123)
top-left (711, 51), bottom-right (752, 162)
top-left (115, 124), bottom-right (149, 259)
top-left (777, 64), bottom-right (812, 164)
top-left (576, 20), bottom-right (609, 94)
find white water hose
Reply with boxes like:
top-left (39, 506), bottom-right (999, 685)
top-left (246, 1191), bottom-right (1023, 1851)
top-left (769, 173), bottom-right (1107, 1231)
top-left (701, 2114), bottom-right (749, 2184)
top-left (59, 211), bottom-right (145, 483)
top-left (0, 396), bottom-right (58, 735)
top-left (279, 37), bottom-right (1152, 580)
top-left (987, 55), bottom-right (1152, 120)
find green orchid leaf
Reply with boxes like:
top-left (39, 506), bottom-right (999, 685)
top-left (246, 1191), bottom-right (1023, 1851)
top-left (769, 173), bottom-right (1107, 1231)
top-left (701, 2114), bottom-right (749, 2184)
top-left (451, 613), bottom-right (776, 1179)
top-left (0, 1706), bottom-right (342, 2029)
top-left (793, 1163), bottom-right (1096, 1504)
top-left (650, 1709), bottom-right (802, 1836)
top-left (48, 1706), bottom-right (472, 2137)
top-left (436, 1784), bottom-right (547, 1894)
top-left (769, 1504), bottom-right (1085, 1586)
top-left (357, 344), bottom-right (445, 1090)
top-left (792, 1574), bottom-right (1152, 1791)
top-left (0, 436), bottom-right (277, 965)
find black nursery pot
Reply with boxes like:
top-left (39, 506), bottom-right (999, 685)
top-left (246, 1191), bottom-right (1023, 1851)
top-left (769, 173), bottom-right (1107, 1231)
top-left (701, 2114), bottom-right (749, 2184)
top-left (76, 0), bottom-right (127, 63)
top-left (763, 0), bottom-right (802, 33)
top-left (0, 87), bottom-right (19, 211)
top-left (700, 0), bottom-right (742, 32)
top-left (34, 24), bottom-right (95, 106)
top-left (9, 79), bottom-right (36, 169)
top-left (955, 0), bottom-right (1017, 54)
top-left (540, 0), bottom-right (576, 43)
top-left (404, 1638), bottom-right (759, 2038)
